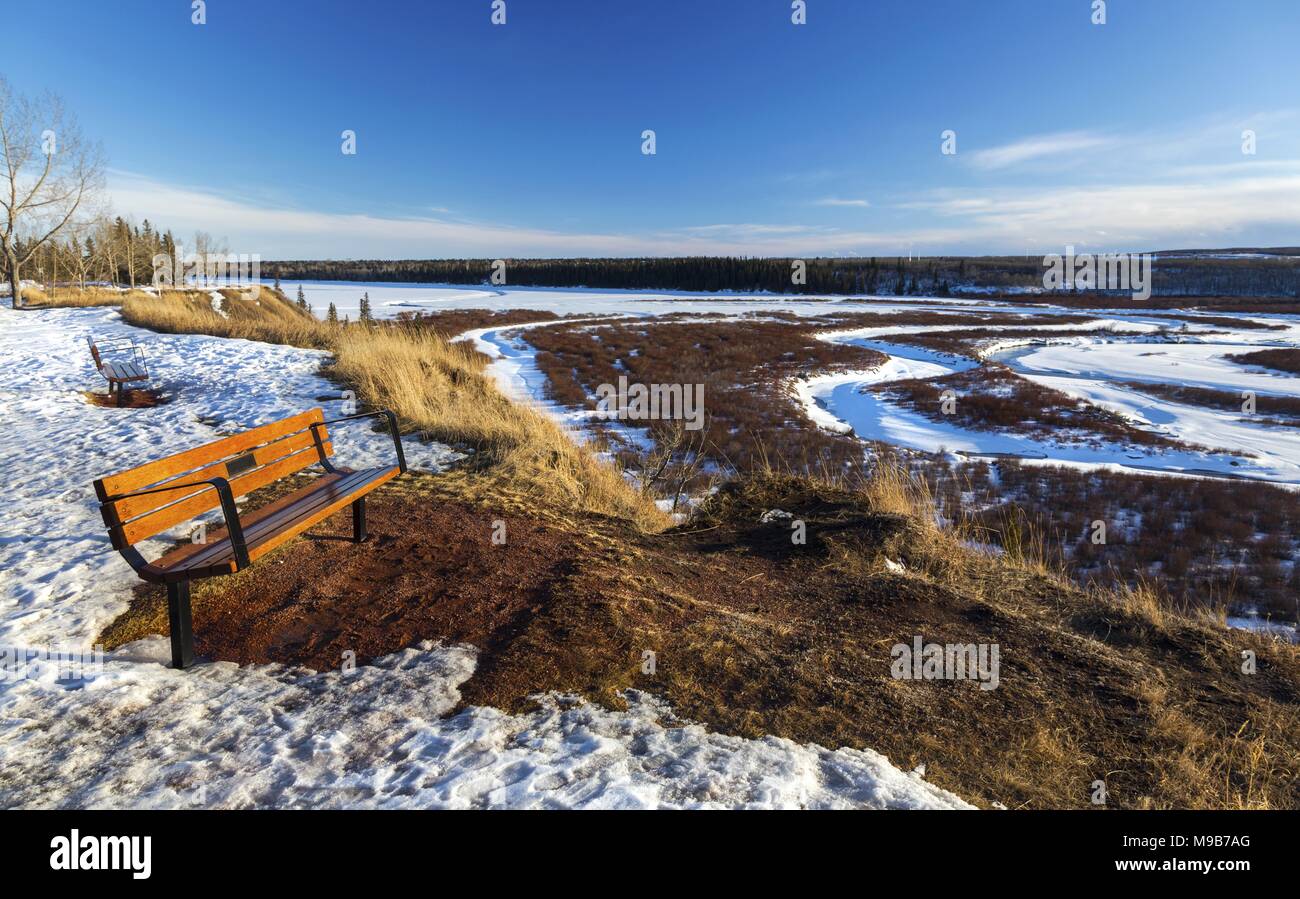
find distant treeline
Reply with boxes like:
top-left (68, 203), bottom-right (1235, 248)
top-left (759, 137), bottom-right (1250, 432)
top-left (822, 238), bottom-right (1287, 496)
top-left (260, 254), bottom-right (1300, 298)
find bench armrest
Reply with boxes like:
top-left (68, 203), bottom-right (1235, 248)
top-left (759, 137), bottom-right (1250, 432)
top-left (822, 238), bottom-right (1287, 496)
top-left (313, 409), bottom-right (407, 473)
top-left (103, 477), bottom-right (250, 568)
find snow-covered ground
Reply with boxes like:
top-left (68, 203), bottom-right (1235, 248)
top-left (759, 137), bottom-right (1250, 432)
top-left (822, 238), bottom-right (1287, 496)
top-left (991, 342), bottom-right (1300, 485)
top-left (1002, 337), bottom-right (1300, 396)
top-left (0, 305), bottom-right (970, 810)
top-left (798, 319), bottom-right (1300, 485)
top-left (0, 640), bottom-right (968, 809)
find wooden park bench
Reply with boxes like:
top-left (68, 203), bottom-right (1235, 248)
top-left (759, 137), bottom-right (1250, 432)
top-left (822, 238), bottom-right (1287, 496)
top-left (93, 408), bottom-right (407, 668)
top-left (87, 335), bottom-right (150, 405)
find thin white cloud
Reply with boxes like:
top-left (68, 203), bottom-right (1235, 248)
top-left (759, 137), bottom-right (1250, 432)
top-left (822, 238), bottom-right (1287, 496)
top-left (967, 131), bottom-right (1119, 170)
top-left (814, 197), bottom-right (871, 208)
top-left (898, 162), bottom-right (1300, 249)
top-left (678, 223), bottom-right (835, 236)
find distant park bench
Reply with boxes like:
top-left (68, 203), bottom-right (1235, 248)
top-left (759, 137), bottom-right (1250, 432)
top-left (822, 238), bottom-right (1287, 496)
top-left (93, 408), bottom-right (407, 668)
top-left (87, 335), bottom-right (150, 405)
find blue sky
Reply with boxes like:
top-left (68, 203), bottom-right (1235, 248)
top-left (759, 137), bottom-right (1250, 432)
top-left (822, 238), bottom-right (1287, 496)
top-left (5, 0), bottom-right (1300, 257)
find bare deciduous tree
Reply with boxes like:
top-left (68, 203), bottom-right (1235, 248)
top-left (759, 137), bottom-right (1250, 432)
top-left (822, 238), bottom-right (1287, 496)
top-left (0, 77), bottom-right (105, 308)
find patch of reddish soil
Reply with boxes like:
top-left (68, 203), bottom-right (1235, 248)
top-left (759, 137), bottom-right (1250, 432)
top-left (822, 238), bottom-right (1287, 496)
top-left (84, 388), bottom-right (171, 409)
top-left (180, 490), bottom-right (581, 671)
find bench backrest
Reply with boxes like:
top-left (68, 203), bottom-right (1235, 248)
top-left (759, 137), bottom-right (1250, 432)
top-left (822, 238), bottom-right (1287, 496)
top-left (86, 337), bottom-right (103, 371)
top-left (94, 409), bottom-right (333, 548)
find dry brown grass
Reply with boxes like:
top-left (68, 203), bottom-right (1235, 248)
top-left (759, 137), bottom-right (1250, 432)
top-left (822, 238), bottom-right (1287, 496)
top-left (330, 328), bottom-right (668, 530)
top-left (20, 285), bottom-right (186, 308)
top-left (120, 287), bottom-right (326, 342)
top-left (1229, 347), bottom-right (1300, 375)
top-left (118, 289), bottom-right (668, 531)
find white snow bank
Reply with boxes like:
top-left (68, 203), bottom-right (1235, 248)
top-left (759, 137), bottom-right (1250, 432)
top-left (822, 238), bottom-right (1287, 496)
top-left (0, 640), bottom-right (969, 809)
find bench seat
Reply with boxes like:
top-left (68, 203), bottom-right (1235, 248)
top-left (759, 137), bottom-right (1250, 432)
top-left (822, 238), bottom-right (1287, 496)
top-left (100, 360), bottom-right (149, 384)
top-left (143, 465), bottom-right (400, 582)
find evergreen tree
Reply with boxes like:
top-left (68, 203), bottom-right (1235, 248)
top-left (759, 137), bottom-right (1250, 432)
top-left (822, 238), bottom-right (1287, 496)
top-left (296, 285), bottom-right (308, 311)
top-left (326, 302), bottom-right (338, 324)
top-left (359, 291), bottom-right (373, 323)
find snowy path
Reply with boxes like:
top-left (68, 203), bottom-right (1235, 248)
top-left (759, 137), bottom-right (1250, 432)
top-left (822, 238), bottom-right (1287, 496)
top-left (0, 306), bottom-right (970, 810)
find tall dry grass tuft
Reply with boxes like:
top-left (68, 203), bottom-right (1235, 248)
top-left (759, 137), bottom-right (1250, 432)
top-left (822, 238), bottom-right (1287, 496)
top-left (1098, 575), bottom-right (1172, 629)
top-left (858, 454), bottom-right (937, 521)
top-left (9, 284), bottom-right (125, 307)
top-left (119, 290), bottom-right (669, 531)
top-left (121, 288), bottom-right (326, 345)
top-left (330, 328), bottom-right (668, 530)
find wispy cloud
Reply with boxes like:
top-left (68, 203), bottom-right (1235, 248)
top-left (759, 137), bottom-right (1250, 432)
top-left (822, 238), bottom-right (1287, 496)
top-left (814, 197), bottom-right (871, 208)
top-left (966, 131), bottom-right (1119, 170)
top-left (897, 161), bottom-right (1300, 249)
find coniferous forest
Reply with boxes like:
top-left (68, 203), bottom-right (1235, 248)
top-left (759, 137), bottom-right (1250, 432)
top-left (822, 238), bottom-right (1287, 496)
top-left (258, 252), bottom-right (1300, 299)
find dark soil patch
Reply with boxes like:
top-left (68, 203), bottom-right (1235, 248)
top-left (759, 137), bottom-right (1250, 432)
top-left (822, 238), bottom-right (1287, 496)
top-left (99, 474), bottom-right (585, 671)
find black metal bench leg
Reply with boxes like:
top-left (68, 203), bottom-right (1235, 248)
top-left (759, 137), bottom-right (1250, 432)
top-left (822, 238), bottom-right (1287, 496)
top-left (352, 497), bottom-right (367, 542)
top-left (167, 580), bottom-right (195, 669)
top-left (115, 383), bottom-right (124, 406)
